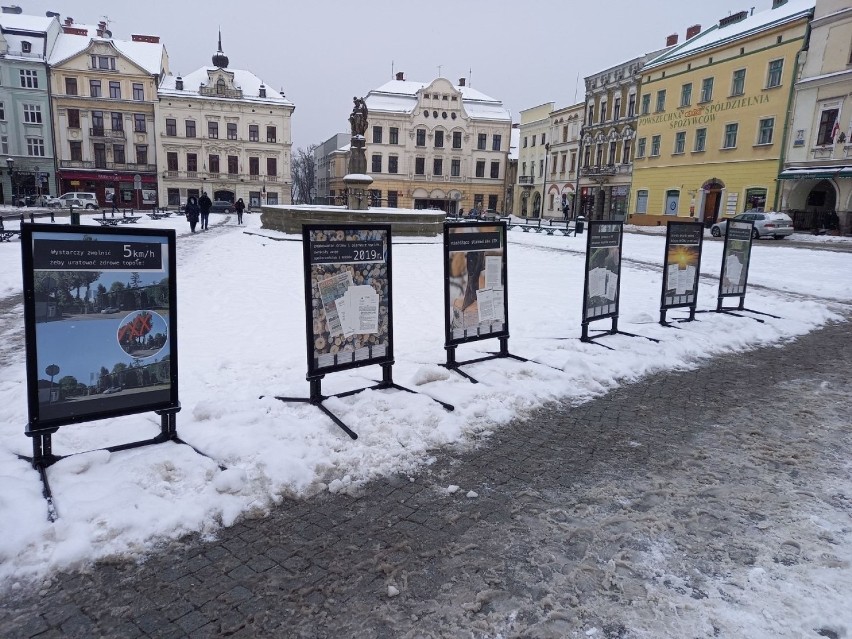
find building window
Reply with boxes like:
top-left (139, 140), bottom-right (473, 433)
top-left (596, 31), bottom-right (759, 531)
top-left (186, 120), bottom-right (196, 137)
top-left (208, 121), bottom-right (218, 138)
top-left (111, 112), bottom-right (123, 131)
top-left (613, 98), bottom-right (621, 120)
top-left (588, 105), bottom-right (595, 124)
top-left (816, 108), bottom-right (839, 145)
top-left (20, 69), bottom-right (38, 88)
top-left (372, 154), bottom-right (382, 173)
top-left (228, 155), bottom-right (238, 175)
top-left (113, 144), bottom-right (125, 164)
top-left (209, 154), bottom-right (220, 174)
top-left (93, 143), bottom-right (106, 168)
top-left (165, 118), bottom-right (177, 136)
top-left (636, 190), bottom-right (648, 213)
top-left (674, 131), bottom-right (686, 154)
top-left (90, 79), bottom-right (102, 97)
top-left (474, 194), bottom-right (484, 209)
top-left (628, 94), bottom-right (636, 117)
top-left (570, 151), bottom-right (577, 172)
top-left (216, 78), bottom-right (226, 95)
top-left (488, 195), bottom-right (498, 211)
top-left (372, 126), bottom-right (382, 143)
top-left (92, 55), bottom-right (115, 70)
top-left (167, 188), bottom-right (180, 206)
top-left (416, 129), bottom-right (426, 146)
top-left (583, 148), bottom-right (590, 168)
top-left (665, 190), bottom-right (680, 215)
top-left (188, 154), bottom-right (198, 172)
top-left (451, 158), bottom-right (460, 177)
top-left (415, 157), bottom-right (425, 174)
top-left (600, 100), bottom-right (607, 123)
top-left (136, 144), bottom-right (148, 166)
top-left (767, 59), bottom-right (784, 88)
top-left (640, 94), bottom-right (650, 115)
top-left (477, 133), bottom-right (487, 150)
top-left (385, 127), bottom-right (397, 145)
top-left (21, 40), bottom-right (31, 53)
top-left (227, 122), bottom-right (237, 140)
top-left (560, 153), bottom-right (567, 173)
top-left (731, 69), bottom-right (746, 96)
top-left (267, 157), bottom-right (277, 176)
top-left (433, 158), bottom-right (443, 176)
top-left (655, 90), bottom-right (666, 112)
top-left (452, 131), bottom-right (462, 149)
top-left (23, 104), bottom-right (42, 124)
top-left (541, 133), bottom-right (546, 145)
top-left (65, 77), bottom-right (78, 95)
top-left (744, 187), bottom-right (767, 211)
top-left (249, 124), bottom-right (258, 141)
top-left (723, 123), bottom-right (738, 148)
top-left (267, 192), bottom-right (279, 205)
top-left (133, 83), bottom-right (144, 101)
top-left (492, 134), bottom-right (502, 151)
top-left (757, 117), bottom-right (774, 145)
top-left (651, 135), bottom-right (661, 156)
top-left (134, 113), bottom-right (146, 132)
top-left (69, 141), bottom-right (82, 161)
top-left (167, 152), bottom-right (178, 171)
top-left (622, 140), bottom-right (631, 164)
top-left (475, 160), bottom-right (485, 178)
top-left (680, 83), bottom-right (692, 107)
top-left (435, 130), bottom-right (444, 148)
top-left (694, 128), bottom-right (706, 152)
top-left (700, 77), bottom-right (714, 103)
top-left (370, 190), bottom-right (381, 207)
top-left (266, 126), bottom-right (276, 142)
top-left (91, 111), bottom-right (104, 133)
top-left (606, 141), bottom-right (616, 164)
top-left (388, 156), bottom-right (398, 174)
top-left (67, 108), bottom-right (80, 128)
top-left (490, 161), bottom-right (499, 179)
top-left (27, 137), bottom-right (45, 157)
top-left (387, 191), bottom-right (398, 208)
top-left (109, 81), bottom-right (121, 99)
top-left (523, 136), bottom-right (528, 148)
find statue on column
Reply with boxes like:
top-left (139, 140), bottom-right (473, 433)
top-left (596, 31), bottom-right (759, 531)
top-left (348, 96), bottom-right (369, 176)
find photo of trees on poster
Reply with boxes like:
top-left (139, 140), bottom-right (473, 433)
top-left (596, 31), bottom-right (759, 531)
top-left (584, 223), bottom-right (622, 321)
top-left (26, 230), bottom-right (174, 426)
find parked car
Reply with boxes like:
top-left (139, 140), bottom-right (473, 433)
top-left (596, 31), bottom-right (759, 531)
top-left (56, 192), bottom-right (100, 209)
top-left (210, 200), bottom-right (234, 213)
top-left (710, 211), bottom-right (794, 240)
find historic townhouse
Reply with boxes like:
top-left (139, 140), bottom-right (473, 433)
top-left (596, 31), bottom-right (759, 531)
top-left (330, 73), bottom-right (511, 214)
top-left (631, 0), bottom-right (814, 226)
top-left (0, 11), bottom-right (60, 204)
top-left (314, 132), bottom-right (348, 204)
top-left (156, 36), bottom-right (294, 209)
top-left (545, 101), bottom-right (584, 218)
top-left (49, 18), bottom-right (168, 208)
top-left (515, 102), bottom-right (552, 218)
top-left (779, 0), bottom-right (852, 234)
top-left (578, 49), bottom-right (667, 221)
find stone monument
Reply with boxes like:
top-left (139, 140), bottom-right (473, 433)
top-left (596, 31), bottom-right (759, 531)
top-left (343, 96), bottom-right (373, 210)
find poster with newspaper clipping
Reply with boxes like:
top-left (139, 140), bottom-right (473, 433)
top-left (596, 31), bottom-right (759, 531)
top-left (661, 221), bottom-right (703, 310)
top-left (719, 219), bottom-right (754, 298)
top-left (303, 224), bottom-right (392, 377)
top-left (444, 221), bottom-right (508, 346)
top-left (21, 224), bottom-right (178, 431)
top-left (582, 221), bottom-right (623, 322)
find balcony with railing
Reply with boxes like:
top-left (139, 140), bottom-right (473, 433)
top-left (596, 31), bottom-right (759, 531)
top-left (518, 175), bottom-right (535, 185)
top-left (580, 164), bottom-right (630, 178)
top-left (199, 86), bottom-right (243, 99)
top-left (89, 128), bottom-right (126, 139)
top-left (59, 160), bottom-right (156, 172)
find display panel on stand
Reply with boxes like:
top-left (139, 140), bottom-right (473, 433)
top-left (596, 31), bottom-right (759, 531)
top-left (661, 222), bottom-right (703, 310)
top-left (444, 222), bottom-right (508, 347)
top-left (582, 221), bottom-right (623, 322)
top-left (303, 224), bottom-right (392, 378)
top-left (22, 225), bottom-right (178, 431)
top-left (719, 220), bottom-right (753, 298)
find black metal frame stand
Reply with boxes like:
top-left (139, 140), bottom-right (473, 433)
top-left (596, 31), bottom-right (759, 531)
top-left (442, 336), bottom-right (527, 384)
top-left (19, 407), bottom-right (220, 522)
top-left (659, 306), bottom-right (697, 327)
top-left (275, 363), bottom-right (454, 439)
top-left (710, 296), bottom-right (781, 323)
top-left (581, 317), bottom-right (659, 345)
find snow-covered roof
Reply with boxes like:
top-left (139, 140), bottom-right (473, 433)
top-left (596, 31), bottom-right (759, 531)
top-left (644, 0), bottom-right (815, 69)
top-left (0, 13), bottom-right (55, 32)
top-left (159, 66), bottom-right (294, 106)
top-left (366, 79), bottom-right (510, 122)
top-left (0, 13), bottom-right (57, 60)
top-left (48, 28), bottom-right (165, 75)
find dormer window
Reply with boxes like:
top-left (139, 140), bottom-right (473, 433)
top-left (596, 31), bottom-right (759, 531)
top-left (21, 41), bottom-right (31, 53)
top-left (91, 55), bottom-right (116, 70)
top-left (216, 78), bottom-right (226, 94)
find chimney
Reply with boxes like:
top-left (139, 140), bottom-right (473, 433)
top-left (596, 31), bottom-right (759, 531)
top-left (259, 83), bottom-right (266, 98)
top-left (395, 71), bottom-right (404, 81)
top-left (686, 24), bottom-right (701, 39)
top-left (46, 10), bottom-right (59, 17)
top-left (131, 34), bottom-right (160, 43)
top-left (64, 16), bottom-right (73, 25)
top-left (96, 21), bottom-right (105, 37)
top-left (2, 5), bottom-right (23, 14)
top-left (458, 77), bottom-right (466, 87)
top-left (772, 0), bottom-right (787, 7)
top-left (720, 10), bottom-right (749, 28)
top-left (666, 33), bottom-right (678, 46)
top-left (175, 76), bottom-right (183, 90)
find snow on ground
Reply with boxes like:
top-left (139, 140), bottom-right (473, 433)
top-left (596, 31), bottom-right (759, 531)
top-left (0, 210), bottom-right (848, 598)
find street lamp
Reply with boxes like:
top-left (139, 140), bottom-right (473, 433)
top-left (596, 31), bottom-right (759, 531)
top-left (309, 186), bottom-right (317, 205)
top-left (5, 157), bottom-right (15, 206)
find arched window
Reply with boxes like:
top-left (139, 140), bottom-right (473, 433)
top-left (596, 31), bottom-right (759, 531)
top-left (216, 78), bottom-right (226, 95)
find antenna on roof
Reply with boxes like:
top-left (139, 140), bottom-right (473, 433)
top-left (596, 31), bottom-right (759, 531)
top-left (468, 68), bottom-right (472, 87)
top-left (573, 71), bottom-right (580, 103)
top-left (391, 60), bottom-right (394, 79)
top-left (437, 64), bottom-right (442, 77)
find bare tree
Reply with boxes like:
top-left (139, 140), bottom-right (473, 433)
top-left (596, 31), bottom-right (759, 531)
top-left (291, 144), bottom-right (318, 204)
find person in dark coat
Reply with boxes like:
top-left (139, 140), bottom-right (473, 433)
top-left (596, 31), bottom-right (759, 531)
top-left (199, 192), bottom-right (212, 230)
top-left (185, 196), bottom-right (200, 233)
top-left (234, 198), bottom-right (245, 225)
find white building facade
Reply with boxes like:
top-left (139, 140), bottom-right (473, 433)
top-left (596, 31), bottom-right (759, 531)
top-left (515, 103), bottom-right (553, 218)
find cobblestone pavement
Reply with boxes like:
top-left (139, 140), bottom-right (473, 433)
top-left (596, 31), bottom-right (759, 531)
top-left (1, 319), bottom-right (850, 638)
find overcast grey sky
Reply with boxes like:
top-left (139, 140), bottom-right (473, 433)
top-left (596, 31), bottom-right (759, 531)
top-left (25, 0), bottom-right (775, 150)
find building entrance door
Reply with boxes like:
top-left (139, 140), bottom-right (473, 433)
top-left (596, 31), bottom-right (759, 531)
top-left (701, 179), bottom-right (725, 227)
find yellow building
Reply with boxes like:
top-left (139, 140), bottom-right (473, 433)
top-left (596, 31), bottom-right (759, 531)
top-left (631, 0), bottom-right (814, 226)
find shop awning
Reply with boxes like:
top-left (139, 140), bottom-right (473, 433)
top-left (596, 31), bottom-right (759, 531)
top-left (777, 167), bottom-right (848, 180)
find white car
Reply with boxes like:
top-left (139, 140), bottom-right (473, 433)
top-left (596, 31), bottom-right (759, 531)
top-left (56, 192), bottom-right (100, 209)
top-left (711, 211), bottom-right (794, 240)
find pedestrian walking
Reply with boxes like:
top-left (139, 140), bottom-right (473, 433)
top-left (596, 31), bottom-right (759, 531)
top-left (234, 198), bottom-right (245, 225)
top-left (199, 192), bottom-right (212, 230)
top-left (185, 196), bottom-right (200, 233)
